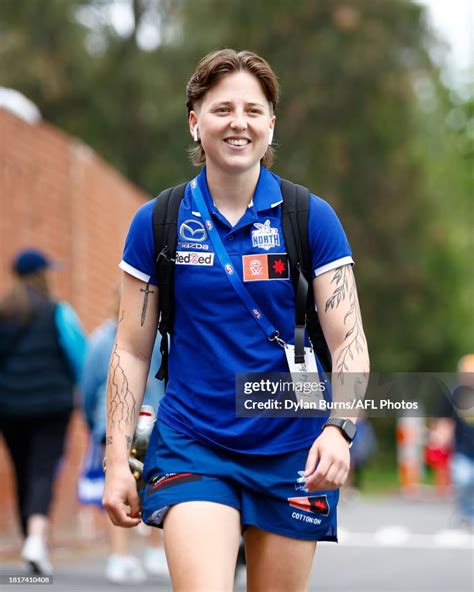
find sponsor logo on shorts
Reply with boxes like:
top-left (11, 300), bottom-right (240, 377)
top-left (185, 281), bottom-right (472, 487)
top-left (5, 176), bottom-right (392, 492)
top-left (176, 251), bottom-right (215, 266)
top-left (178, 241), bottom-right (209, 251)
top-left (242, 254), bottom-right (289, 281)
top-left (291, 511), bottom-right (322, 525)
top-left (251, 219), bottom-right (281, 251)
top-left (146, 472), bottom-right (203, 496)
top-left (288, 495), bottom-right (330, 516)
top-left (295, 470), bottom-right (309, 492)
top-left (146, 506), bottom-right (170, 526)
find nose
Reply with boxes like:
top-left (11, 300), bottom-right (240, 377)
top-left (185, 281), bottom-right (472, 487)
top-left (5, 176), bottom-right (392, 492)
top-left (230, 110), bottom-right (247, 131)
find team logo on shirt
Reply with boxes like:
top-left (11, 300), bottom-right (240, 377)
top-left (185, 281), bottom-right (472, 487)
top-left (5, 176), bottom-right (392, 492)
top-left (251, 219), bottom-right (281, 251)
top-left (242, 254), bottom-right (289, 281)
top-left (176, 251), bottom-right (215, 266)
top-left (179, 219), bottom-right (207, 242)
top-left (178, 241), bottom-right (209, 251)
top-left (288, 495), bottom-right (330, 516)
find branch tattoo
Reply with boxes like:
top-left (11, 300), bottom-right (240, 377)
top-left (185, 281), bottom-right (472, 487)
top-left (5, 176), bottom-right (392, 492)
top-left (107, 341), bottom-right (137, 444)
top-left (325, 266), bottom-right (367, 382)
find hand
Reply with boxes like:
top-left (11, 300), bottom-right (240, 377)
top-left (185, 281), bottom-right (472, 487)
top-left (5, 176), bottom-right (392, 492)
top-left (303, 426), bottom-right (351, 491)
top-left (102, 464), bottom-right (142, 528)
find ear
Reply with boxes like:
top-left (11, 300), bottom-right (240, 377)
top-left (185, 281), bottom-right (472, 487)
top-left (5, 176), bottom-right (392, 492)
top-left (268, 115), bottom-right (276, 145)
top-left (189, 111), bottom-right (199, 140)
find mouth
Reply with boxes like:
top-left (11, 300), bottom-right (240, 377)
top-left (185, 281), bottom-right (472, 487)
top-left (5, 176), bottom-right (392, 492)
top-left (223, 137), bottom-right (251, 147)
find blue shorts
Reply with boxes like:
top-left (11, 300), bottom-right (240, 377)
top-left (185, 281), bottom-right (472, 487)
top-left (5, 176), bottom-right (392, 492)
top-left (140, 420), bottom-right (338, 542)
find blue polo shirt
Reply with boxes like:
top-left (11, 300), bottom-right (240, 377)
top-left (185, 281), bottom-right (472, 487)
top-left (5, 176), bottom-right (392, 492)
top-left (120, 166), bottom-right (353, 455)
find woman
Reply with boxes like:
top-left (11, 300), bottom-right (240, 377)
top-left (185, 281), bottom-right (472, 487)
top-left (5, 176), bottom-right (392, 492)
top-left (0, 248), bottom-right (86, 575)
top-left (103, 49), bottom-right (369, 591)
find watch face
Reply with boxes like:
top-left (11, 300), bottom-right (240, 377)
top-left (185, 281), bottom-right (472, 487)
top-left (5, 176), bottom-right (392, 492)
top-left (343, 420), bottom-right (357, 441)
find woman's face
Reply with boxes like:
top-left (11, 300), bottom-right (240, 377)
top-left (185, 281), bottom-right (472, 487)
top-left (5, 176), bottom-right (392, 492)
top-left (189, 70), bottom-right (275, 176)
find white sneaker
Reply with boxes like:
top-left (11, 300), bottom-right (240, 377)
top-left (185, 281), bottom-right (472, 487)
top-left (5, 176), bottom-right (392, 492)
top-left (143, 546), bottom-right (169, 577)
top-left (105, 555), bottom-right (147, 584)
top-left (21, 535), bottom-right (53, 576)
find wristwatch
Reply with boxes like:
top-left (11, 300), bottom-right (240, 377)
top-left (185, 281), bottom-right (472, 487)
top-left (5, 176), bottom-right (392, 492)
top-left (323, 418), bottom-right (357, 445)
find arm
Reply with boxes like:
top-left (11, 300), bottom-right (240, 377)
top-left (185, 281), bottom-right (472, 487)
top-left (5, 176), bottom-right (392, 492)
top-left (304, 264), bottom-right (370, 491)
top-left (55, 302), bottom-right (87, 385)
top-left (102, 272), bottom-right (158, 527)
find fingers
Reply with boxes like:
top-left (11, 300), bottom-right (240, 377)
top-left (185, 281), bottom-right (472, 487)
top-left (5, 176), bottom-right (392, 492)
top-left (103, 496), bottom-right (142, 528)
top-left (306, 453), bottom-right (350, 491)
top-left (128, 487), bottom-right (142, 520)
top-left (304, 443), bottom-right (320, 478)
top-left (102, 473), bottom-right (142, 528)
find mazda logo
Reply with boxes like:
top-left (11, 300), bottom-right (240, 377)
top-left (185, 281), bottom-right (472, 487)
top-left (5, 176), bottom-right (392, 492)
top-left (179, 219), bottom-right (207, 242)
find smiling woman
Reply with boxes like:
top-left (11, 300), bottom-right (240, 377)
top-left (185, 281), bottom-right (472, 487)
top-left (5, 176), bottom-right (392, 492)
top-left (103, 48), bottom-right (369, 591)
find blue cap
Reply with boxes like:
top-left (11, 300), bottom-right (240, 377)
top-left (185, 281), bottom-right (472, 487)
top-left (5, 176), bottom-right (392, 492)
top-left (12, 248), bottom-right (57, 276)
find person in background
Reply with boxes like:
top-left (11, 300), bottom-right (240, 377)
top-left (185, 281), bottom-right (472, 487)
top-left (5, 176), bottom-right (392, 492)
top-left (0, 248), bottom-right (86, 575)
top-left (429, 354), bottom-right (474, 527)
top-left (78, 286), bottom-right (167, 584)
top-left (346, 417), bottom-right (377, 492)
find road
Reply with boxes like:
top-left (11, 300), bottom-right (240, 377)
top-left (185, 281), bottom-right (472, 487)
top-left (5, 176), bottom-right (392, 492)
top-left (1, 494), bottom-right (472, 591)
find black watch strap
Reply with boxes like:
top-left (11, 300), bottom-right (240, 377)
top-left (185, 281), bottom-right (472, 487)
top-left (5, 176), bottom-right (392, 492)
top-left (324, 418), bottom-right (357, 444)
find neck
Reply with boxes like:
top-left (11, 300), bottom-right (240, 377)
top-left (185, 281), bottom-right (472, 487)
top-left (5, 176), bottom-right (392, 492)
top-left (206, 164), bottom-right (260, 212)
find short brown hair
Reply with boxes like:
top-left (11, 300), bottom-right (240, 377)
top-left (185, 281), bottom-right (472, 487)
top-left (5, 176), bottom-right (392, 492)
top-left (186, 49), bottom-right (280, 168)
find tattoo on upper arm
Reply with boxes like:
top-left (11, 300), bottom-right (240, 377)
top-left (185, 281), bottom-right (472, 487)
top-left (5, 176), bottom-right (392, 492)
top-left (107, 342), bottom-right (137, 435)
top-left (324, 266), bottom-right (367, 380)
top-left (140, 284), bottom-right (155, 327)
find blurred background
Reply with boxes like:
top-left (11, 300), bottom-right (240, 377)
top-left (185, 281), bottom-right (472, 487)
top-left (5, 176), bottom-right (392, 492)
top-left (0, 0), bottom-right (472, 590)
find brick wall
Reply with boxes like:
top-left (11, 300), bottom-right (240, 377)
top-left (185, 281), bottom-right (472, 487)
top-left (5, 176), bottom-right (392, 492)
top-left (0, 108), bottom-right (150, 547)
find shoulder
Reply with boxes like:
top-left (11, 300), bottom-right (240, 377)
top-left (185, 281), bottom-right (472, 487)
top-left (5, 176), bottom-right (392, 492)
top-left (55, 301), bottom-right (81, 325)
top-left (130, 198), bottom-right (156, 227)
top-left (308, 193), bottom-right (340, 219)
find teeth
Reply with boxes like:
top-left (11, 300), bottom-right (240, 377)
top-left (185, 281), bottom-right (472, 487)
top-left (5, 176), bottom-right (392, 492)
top-left (226, 139), bottom-right (249, 146)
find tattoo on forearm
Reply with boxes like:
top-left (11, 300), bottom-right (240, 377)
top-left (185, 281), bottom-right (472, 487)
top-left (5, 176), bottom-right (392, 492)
top-left (140, 284), bottom-right (154, 327)
top-left (106, 436), bottom-right (113, 445)
top-left (107, 342), bottom-right (137, 434)
top-left (325, 266), bottom-right (367, 383)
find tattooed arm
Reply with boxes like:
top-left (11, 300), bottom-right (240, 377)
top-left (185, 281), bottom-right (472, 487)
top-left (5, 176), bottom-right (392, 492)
top-left (315, 264), bottom-right (369, 390)
top-left (103, 272), bottom-right (158, 527)
top-left (304, 264), bottom-right (370, 492)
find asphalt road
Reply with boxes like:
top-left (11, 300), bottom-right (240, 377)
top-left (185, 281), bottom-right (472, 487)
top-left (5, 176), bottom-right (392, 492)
top-left (1, 495), bottom-right (472, 592)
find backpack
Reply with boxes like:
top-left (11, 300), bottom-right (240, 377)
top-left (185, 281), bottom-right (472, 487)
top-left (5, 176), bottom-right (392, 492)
top-left (152, 179), bottom-right (332, 383)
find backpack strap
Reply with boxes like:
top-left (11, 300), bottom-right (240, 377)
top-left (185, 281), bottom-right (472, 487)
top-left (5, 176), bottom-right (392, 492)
top-left (281, 179), bottom-right (332, 372)
top-left (152, 183), bottom-right (187, 382)
top-left (281, 179), bottom-right (310, 365)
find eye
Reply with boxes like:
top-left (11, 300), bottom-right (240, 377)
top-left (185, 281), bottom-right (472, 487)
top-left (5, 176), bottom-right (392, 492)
top-left (215, 107), bottom-right (230, 113)
top-left (248, 108), bottom-right (262, 114)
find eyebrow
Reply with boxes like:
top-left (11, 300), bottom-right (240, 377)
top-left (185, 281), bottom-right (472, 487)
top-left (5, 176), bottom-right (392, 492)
top-left (209, 101), bottom-right (267, 109)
